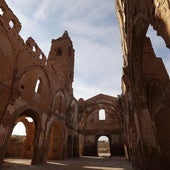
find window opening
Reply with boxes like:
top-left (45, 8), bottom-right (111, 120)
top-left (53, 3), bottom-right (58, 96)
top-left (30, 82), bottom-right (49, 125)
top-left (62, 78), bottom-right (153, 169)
top-left (0, 8), bottom-right (4, 15)
top-left (32, 46), bottom-right (36, 52)
top-left (99, 109), bottom-right (106, 120)
top-left (39, 54), bottom-right (43, 59)
top-left (9, 20), bottom-right (14, 28)
top-left (25, 117), bottom-right (33, 122)
top-left (35, 79), bottom-right (41, 93)
top-left (56, 49), bottom-right (62, 56)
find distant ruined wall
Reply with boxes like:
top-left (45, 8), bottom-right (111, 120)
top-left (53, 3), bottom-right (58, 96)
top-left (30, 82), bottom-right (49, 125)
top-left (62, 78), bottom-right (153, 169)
top-left (79, 94), bottom-right (124, 156)
top-left (116, 0), bottom-right (170, 169)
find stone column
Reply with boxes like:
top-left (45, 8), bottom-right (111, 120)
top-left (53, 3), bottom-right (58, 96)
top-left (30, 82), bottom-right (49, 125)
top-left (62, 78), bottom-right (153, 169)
top-left (31, 128), bottom-right (46, 164)
top-left (134, 104), bottom-right (163, 170)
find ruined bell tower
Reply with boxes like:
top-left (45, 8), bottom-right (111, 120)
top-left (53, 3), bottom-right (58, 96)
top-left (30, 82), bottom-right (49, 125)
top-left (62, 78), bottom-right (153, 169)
top-left (47, 31), bottom-right (75, 95)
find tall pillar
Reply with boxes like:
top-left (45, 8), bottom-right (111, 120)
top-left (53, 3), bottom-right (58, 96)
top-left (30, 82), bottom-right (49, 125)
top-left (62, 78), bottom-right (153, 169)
top-left (134, 104), bottom-right (163, 170)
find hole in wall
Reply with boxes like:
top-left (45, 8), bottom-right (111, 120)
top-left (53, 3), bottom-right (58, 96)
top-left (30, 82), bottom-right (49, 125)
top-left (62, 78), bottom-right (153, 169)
top-left (35, 79), bottom-right (41, 93)
top-left (0, 7), bottom-right (4, 16)
top-left (32, 46), bottom-right (36, 52)
top-left (9, 20), bottom-right (14, 28)
top-left (39, 54), bottom-right (43, 59)
top-left (56, 49), bottom-right (62, 56)
top-left (99, 109), bottom-right (106, 120)
top-left (146, 25), bottom-right (170, 77)
top-left (25, 117), bottom-right (33, 123)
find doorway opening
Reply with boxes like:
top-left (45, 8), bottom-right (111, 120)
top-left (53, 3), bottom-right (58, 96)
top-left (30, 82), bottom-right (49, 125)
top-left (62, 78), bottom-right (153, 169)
top-left (4, 116), bottom-right (35, 166)
top-left (97, 136), bottom-right (111, 157)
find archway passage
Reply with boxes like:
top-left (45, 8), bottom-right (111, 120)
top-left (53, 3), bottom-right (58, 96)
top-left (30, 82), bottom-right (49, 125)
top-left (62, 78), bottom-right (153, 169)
top-left (97, 136), bottom-right (111, 157)
top-left (4, 115), bottom-right (36, 166)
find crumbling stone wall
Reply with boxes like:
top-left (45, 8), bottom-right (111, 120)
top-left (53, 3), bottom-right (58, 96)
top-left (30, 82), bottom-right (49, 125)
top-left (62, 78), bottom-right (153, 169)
top-left (0, 0), bottom-right (79, 167)
top-left (116, 0), bottom-right (170, 169)
top-left (2, 0), bottom-right (170, 169)
top-left (0, 1), bottom-right (122, 167)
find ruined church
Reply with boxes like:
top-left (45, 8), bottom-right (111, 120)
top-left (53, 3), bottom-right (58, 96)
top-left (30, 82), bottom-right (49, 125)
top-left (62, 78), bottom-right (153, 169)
top-left (0, 0), bottom-right (170, 170)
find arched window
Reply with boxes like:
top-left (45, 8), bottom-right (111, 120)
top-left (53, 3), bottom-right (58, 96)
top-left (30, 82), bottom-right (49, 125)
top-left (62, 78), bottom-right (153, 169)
top-left (56, 49), bottom-right (62, 56)
top-left (99, 109), bottom-right (106, 120)
top-left (35, 78), bottom-right (41, 93)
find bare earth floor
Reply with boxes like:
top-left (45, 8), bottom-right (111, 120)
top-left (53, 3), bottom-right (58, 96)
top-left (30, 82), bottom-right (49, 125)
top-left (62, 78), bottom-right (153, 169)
top-left (2, 157), bottom-right (133, 170)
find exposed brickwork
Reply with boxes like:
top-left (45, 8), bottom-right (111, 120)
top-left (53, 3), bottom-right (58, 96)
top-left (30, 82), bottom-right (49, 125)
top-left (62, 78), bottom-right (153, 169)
top-left (0, 0), bottom-right (170, 170)
top-left (117, 0), bottom-right (170, 169)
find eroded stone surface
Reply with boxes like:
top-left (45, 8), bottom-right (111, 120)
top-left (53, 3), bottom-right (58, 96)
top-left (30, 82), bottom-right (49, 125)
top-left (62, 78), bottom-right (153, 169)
top-left (0, 0), bottom-right (170, 170)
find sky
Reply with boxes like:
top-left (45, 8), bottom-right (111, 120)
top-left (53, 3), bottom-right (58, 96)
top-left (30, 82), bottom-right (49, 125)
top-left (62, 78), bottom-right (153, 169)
top-left (5, 0), bottom-right (169, 136)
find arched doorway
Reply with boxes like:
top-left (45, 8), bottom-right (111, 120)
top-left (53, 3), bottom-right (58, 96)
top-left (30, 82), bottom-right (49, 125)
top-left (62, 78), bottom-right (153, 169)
top-left (97, 136), bottom-right (111, 157)
top-left (2, 109), bottom-right (42, 166)
top-left (5, 116), bottom-right (35, 165)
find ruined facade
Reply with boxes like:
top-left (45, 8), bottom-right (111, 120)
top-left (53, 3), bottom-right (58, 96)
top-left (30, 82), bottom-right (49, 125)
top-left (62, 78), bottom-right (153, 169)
top-left (0, 0), bottom-right (170, 170)
top-left (0, 0), bottom-right (123, 168)
top-left (0, 0), bottom-right (79, 165)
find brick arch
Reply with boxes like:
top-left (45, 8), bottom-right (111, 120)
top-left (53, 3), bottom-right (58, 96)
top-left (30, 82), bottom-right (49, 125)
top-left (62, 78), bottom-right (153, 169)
top-left (18, 66), bottom-right (51, 111)
top-left (7, 116), bottom-right (35, 159)
top-left (1, 107), bottom-right (43, 165)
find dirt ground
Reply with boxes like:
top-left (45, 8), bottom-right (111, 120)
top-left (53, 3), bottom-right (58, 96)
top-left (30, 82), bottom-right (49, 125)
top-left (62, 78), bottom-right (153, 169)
top-left (2, 156), bottom-right (133, 170)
